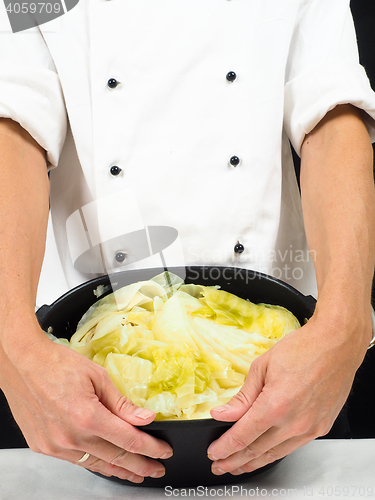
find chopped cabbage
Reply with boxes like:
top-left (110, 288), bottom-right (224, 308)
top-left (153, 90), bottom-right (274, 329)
top-left (64, 272), bottom-right (300, 420)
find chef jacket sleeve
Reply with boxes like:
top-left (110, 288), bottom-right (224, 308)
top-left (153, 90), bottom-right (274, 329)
top-left (284, 0), bottom-right (375, 156)
top-left (0, 7), bottom-right (67, 168)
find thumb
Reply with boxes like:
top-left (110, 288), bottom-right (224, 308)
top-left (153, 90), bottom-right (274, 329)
top-left (210, 359), bottom-right (266, 422)
top-left (95, 369), bottom-right (156, 426)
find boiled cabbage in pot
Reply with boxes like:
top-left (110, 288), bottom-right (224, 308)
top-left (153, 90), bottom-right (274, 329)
top-left (61, 272), bottom-right (300, 420)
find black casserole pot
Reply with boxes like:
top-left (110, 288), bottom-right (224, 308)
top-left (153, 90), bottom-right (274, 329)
top-left (36, 266), bottom-right (316, 487)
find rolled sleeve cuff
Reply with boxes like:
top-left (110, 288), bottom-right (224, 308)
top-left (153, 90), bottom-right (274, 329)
top-left (284, 62), bottom-right (375, 156)
top-left (0, 64), bottom-right (67, 168)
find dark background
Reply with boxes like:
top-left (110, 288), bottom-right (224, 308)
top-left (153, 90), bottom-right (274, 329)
top-left (0, 1), bottom-right (375, 448)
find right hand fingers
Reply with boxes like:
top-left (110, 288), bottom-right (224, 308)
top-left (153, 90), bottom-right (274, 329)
top-left (67, 394), bottom-right (173, 479)
top-left (61, 439), bottom-right (168, 483)
top-left (23, 391), bottom-right (171, 481)
top-left (29, 400), bottom-right (171, 482)
top-left (4, 338), bottom-right (172, 481)
top-left (89, 366), bottom-right (173, 461)
top-left (40, 370), bottom-right (172, 479)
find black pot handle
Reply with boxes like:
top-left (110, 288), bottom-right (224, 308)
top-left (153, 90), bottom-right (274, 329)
top-left (35, 304), bottom-right (52, 326)
top-left (304, 294), bottom-right (317, 314)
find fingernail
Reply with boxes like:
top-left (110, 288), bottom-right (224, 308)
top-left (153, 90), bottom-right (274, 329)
top-left (151, 468), bottom-right (165, 478)
top-left (160, 451), bottom-right (173, 459)
top-left (231, 467), bottom-right (245, 475)
top-left (212, 404), bottom-right (231, 413)
top-left (133, 407), bottom-right (155, 419)
top-left (207, 445), bottom-right (219, 459)
top-left (128, 474), bottom-right (144, 483)
top-left (212, 467), bottom-right (226, 475)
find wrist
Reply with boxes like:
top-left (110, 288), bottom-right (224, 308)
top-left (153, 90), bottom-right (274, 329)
top-left (311, 296), bottom-right (373, 354)
top-left (0, 309), bottom-right (45, 368)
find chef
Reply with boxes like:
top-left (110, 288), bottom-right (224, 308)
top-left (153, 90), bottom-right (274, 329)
top-left (0, 0), bottom-right (375, 483)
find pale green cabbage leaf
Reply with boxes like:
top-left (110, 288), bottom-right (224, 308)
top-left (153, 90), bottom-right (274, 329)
top-left (62, 272), bottom-right (300, 420)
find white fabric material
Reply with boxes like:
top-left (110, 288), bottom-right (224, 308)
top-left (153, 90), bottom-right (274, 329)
top-left (0, 9), bottom-right (67, 167)
top-left (285, 63), bottom-right (375, 154)
top-left (1, 0), bottom-right (375, 298)
top-left (283, 0), bottom-right (375, 151)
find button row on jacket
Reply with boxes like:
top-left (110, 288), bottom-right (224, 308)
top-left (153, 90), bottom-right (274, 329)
top-left (115, 244), bottom-right (244, 263)
top-left (110, 159), bottom-right (241, 176)
top-left (108, 72), bottom-right (236, 89)
top-left (107, 69), bottom-right (242, 261)
top-left (226, 73), bottom-right (240, 168)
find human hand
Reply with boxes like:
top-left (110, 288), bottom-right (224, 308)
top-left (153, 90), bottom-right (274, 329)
top-left (0, 320), bottom-right (172, 483)
top-left (207, 313), bottom-right (371, 476)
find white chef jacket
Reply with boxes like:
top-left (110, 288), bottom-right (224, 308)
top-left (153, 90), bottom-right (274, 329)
top-left (1, 0), bottom-right (375, 299)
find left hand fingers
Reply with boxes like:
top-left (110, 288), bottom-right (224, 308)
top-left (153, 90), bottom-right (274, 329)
top-left (207, 373), bottom-right (333, 475)
top-left (207, 353), bottom-right (271, 462)
top-left (207, 321), bottom-right (355, 475)
top-left (210, 431), bottom-right (309, 476)
top-left (207, 380), bottom-right (278, 463)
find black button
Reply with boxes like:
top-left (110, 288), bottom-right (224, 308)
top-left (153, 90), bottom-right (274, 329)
top-left (107, 78), bottom-right (119, 89)
top-left (229, 156), bottom-right (240, 167)
top-left (115, 252), bottom-right (126, 263)
top-left (234, 242), bottom-right (245, 254)
top-left (226, 71), bottom-right (237, 82)
top-left (110, 165), bottom-right (122, 176)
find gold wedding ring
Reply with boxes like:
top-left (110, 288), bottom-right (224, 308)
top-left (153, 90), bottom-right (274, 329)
top-left (76, 452), bottom-right (90, 463)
